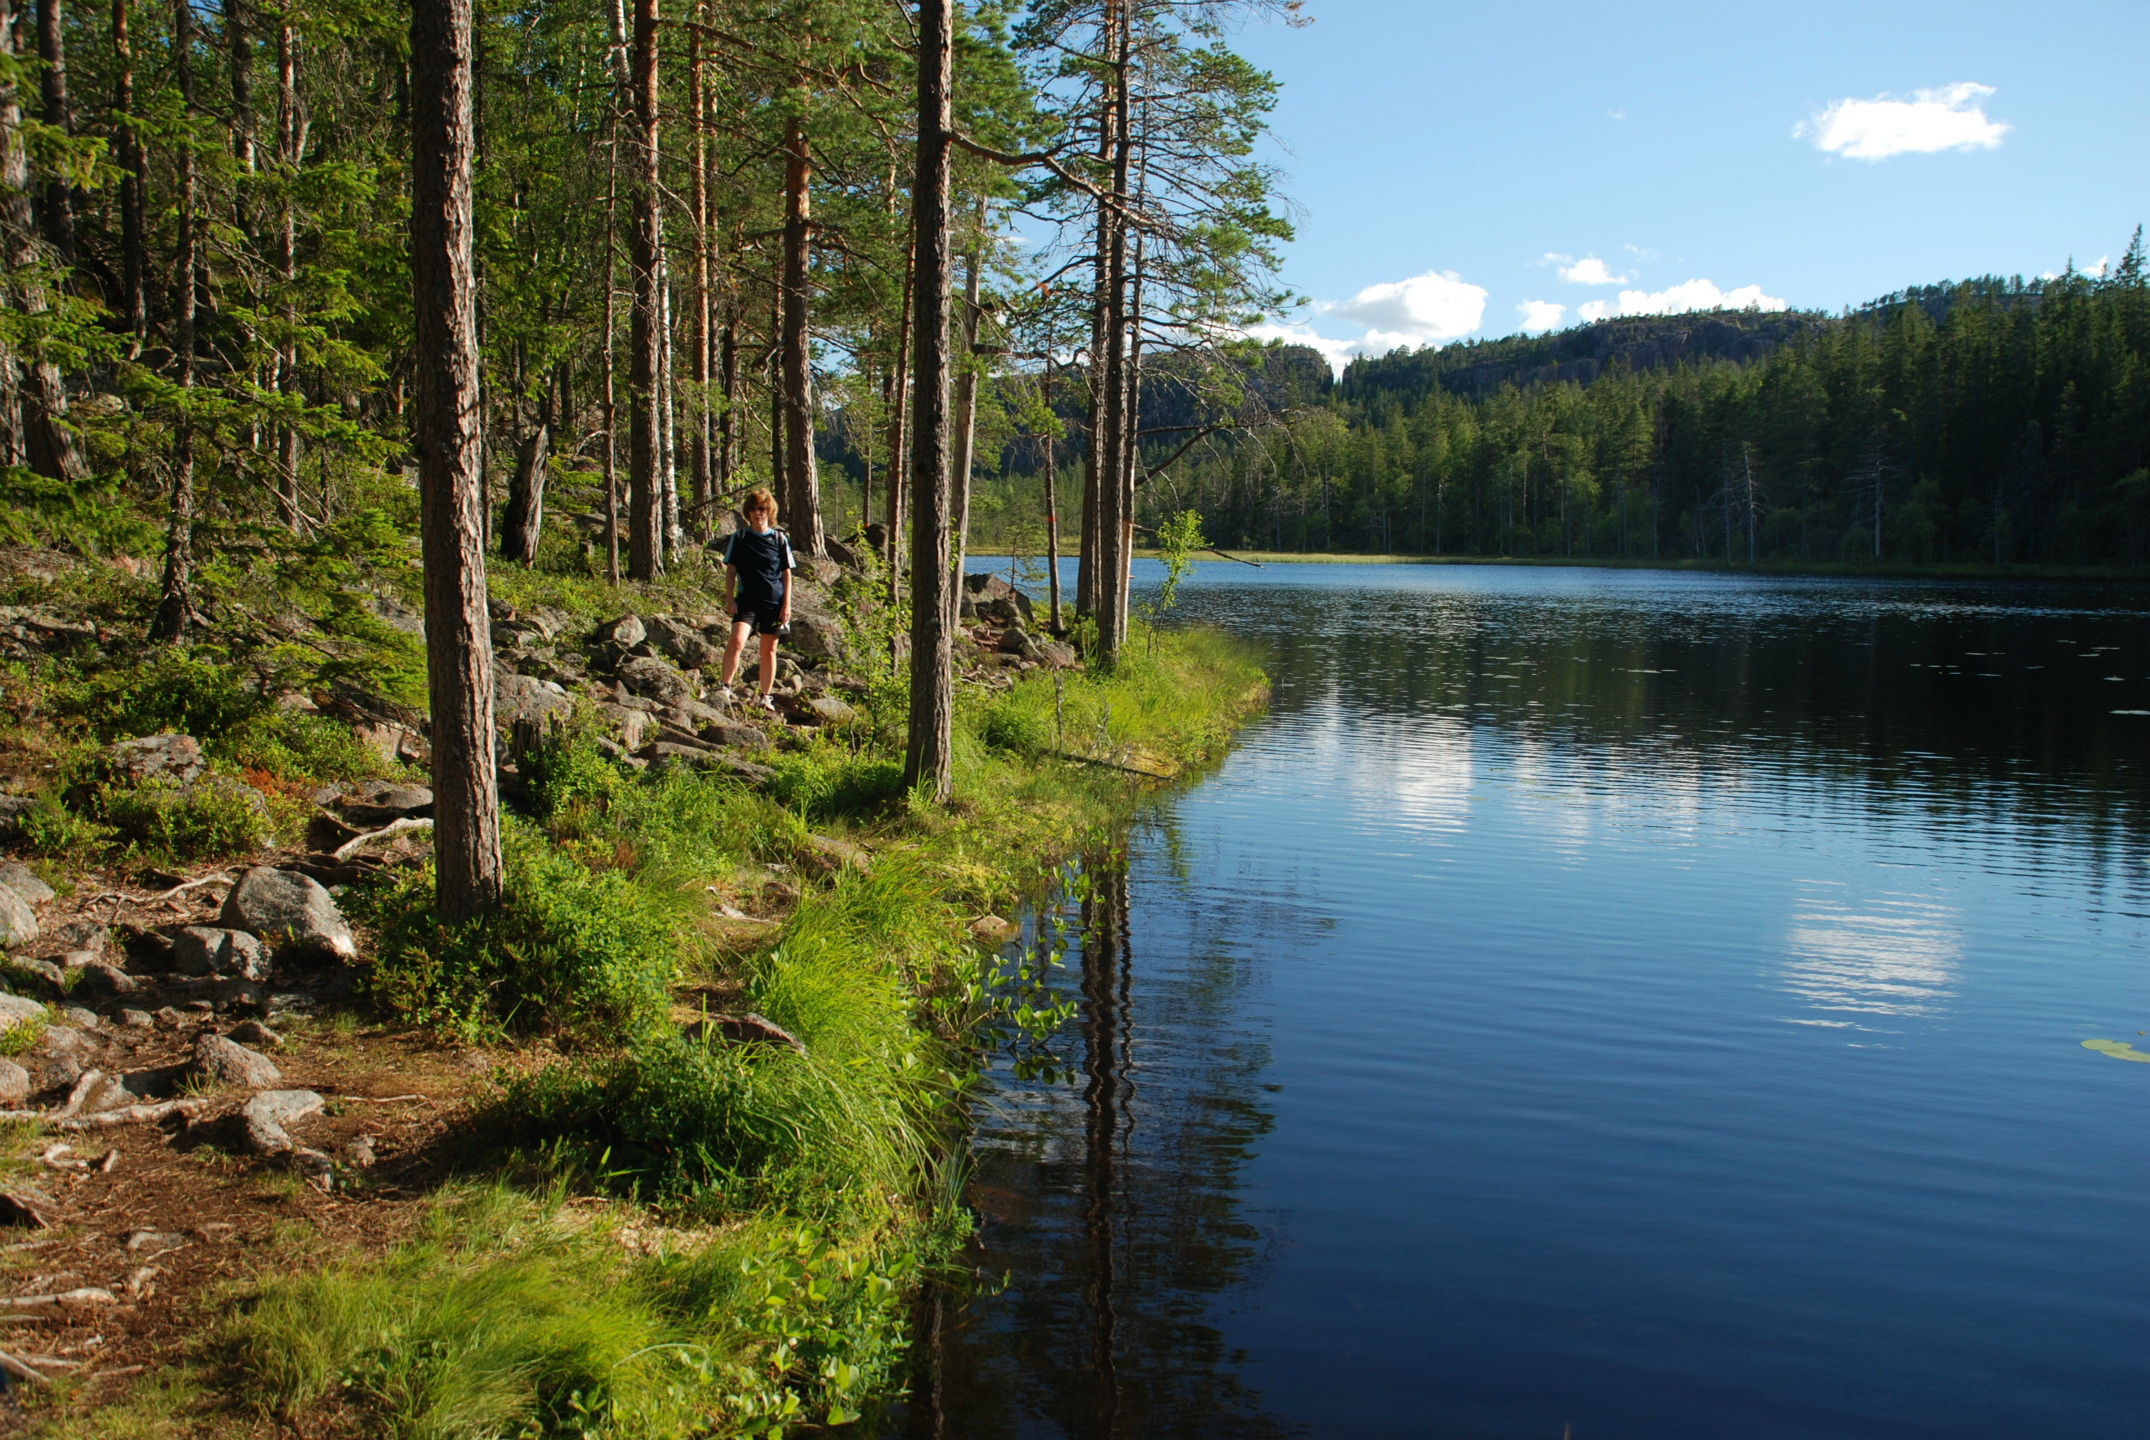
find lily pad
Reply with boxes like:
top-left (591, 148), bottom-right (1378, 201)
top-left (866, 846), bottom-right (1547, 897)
top-left (2080, 1038), bottom-right (2150, 1063)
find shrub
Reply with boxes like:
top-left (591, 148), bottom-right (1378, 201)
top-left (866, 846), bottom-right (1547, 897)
top-left (99, 774), bottom-right (278, 858)
top-left (221, 710), bottom-right (387, 783)
top-left (62, 650), bottom-right (267, 742)
top-left (764, 748), bottom-right (906, 820)
top-left (365, 821), bottom-right (689, 1039)
top-left (976, 696), bottom-right (1053, 757)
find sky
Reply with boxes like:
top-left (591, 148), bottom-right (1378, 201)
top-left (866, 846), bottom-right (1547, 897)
top-left (1217, 0), bottom-right (2150, 372)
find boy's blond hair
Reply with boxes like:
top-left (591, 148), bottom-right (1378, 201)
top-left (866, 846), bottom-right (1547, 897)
top-left (742, 488), bottom-right (778, 521)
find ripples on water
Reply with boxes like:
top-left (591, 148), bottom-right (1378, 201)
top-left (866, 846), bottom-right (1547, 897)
top-left (906, 564), bottom-right (2150, 1440)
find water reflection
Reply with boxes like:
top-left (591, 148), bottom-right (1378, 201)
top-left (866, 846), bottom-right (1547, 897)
top-left (913, 850), bottom-right (1292, 1440)
top-left (1781, 888), bottom-right (1963, 1026)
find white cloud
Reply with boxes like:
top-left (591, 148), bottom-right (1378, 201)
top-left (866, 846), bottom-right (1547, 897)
top-left (1243, 321), bottom-right (1360, 376)
top-left (1574, 278), bottom-right (1788, 324)
top-left (1798, 82), bottom-right (2009, 161)
top-left (1556, 254), bottom-right (1629, 286)
top-left (1320, 269), bottom-right (1488, 349)
top-left (1517, 300), bottom-right (1567, 331)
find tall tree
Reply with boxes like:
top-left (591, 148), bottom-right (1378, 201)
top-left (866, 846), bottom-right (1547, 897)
top-left (779, 102), bottom-right (824, 554)
top-left (904, 0), bottom-right (955, 801)
top-left (35, 0), bottom-right (73, 258)
top-left (411, 0), bottom-right (503, 922)
top-left (148, 0), bottom-right (198, 638)
top-left (624, 0), bottom-right (663, 578)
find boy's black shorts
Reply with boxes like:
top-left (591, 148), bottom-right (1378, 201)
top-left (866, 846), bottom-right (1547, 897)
top-left (730, 601), bottom-right (787, 636)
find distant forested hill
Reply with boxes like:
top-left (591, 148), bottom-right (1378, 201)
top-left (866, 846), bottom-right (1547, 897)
top-left (1099, 243), bottom-right (2149, 568)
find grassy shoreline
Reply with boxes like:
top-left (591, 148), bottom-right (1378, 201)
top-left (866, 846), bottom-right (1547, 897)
top-left (15, 557), bottom-right (1266, 1436)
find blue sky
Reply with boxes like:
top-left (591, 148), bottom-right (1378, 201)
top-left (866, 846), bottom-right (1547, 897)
top-left (1224, 0), bottom-right (2150, 370)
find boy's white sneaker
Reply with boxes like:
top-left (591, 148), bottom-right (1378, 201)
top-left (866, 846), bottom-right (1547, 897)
top-left (757, 693), bottom-right (777, 713)
top-left (717, 685), bottom-right (736, 705)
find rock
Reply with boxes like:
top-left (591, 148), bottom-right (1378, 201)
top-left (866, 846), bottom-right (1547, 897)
top-left (0, 864), bottom-right (52, 906)
top-left (35, 1025), bottom-right (84, 1059)
top-left (685, 1011), bottom-right (807, 1054)
top-left (116, 1008), bottom-right (152, 1029)
top-left (263, 992), bottom-right (317, 1020)
top-left (495, 671), bottom-right (573, 728)
top-left (969, 915), bottom-right (1022, 946)
top-left (702, 719), bottom-right (773, 752)
top-left (62, 1070), bottom-right (132, 1116)
top-left (125, 1230), bottom-right (187, 1253)
top-left (226, 1020), bottom-right (282, 1049)
top-left (213, 979), bottom-right (266, 1015)
top-left (56, 1006), bottom-right (96, 1028)
top-left (646, 615), bottom-right (725, 669)
top-left (598, 613), bottom-right (646, 649)
top-left (802, 834), bottom-right (871, 876)
top-left (194, 1032), bottom-right (282, 1088)
top-left (0, 794), bottom-right (33, 837)
top-left (998, 625), bottom-right (1040, 659)
top-left (1038, 640), bottom-right (1079, 668)
top-left (171, 926), bottom-right (271, 981)
top-left (804, 695), bottom-right (859, 727)
top-left (52, 921), bottom-right (106, 956)
top-left (340, 781), bottom-right (433, 825)
top-left (152, 1006), bottom-right (189, 1028)
top-left (0, 992), bottom-right (46, 1030)
top-left (783, 609), bottom-right (846, 661)
top-left (73, 962), bottom-right (137, 998)
top-left (5, 955), bottom-right (62, 989)
top-left (353, 721), bottom-right (428, 768)
top-left (241, 1089), bottom-right (323, 1155)
top-left (344, 1135), bottom-right (376, 1168)
top-left (58, 950), bottom-right (99, 969)
top-left (616, 655), bottom-right (696, 708)
top-left (0, 1059), bottom-right (27, 1106)
top-left (290, 1147), bottom-right (337, 1189)
top-left (0, 886), bottom-right (36, 950)
top-left (597, 703), bottom-right (656, 751)
top-left (218, 867), bottom-right (358, 961)
top-left (672, 699), bottom-right (733, 732)
top-left (0, 1187), bottom-right (56, 1228)
top-left (103, 733), bottom-right (204, 786)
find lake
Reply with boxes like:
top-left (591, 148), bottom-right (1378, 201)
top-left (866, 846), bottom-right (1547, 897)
top-left (913, 562), bottom-right (2150, 1440)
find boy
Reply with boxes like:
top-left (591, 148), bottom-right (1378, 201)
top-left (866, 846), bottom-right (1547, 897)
top-left (716, 488), bottom-right (794, 710)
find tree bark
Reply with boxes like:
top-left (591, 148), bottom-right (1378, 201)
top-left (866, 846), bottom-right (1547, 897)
top-left (623, 0), bottom-right (662, 579)
top-left (149, 0), bottom-right (198, 639)
top-left (601, 118), bottom-right (621, 584)
top-left (903, 0), bottom-right (954, 802)
top-left (1092, 0), bottom-right (1132, 662)
top-left (224, 0), bottom-right (253, 172)
top-left (780, 111), bottom-right (824, 555)
top-left (718, 296), bottom-right (737, 496)
top-left (35, 0), bottom-right (72, 259)
top-left (501, 363), bottom-right (555, 563)
top-left (659, 253), bottom-right (679, 559)
top-left (686, 13), bottom-right (712, 544)
top-left (883, 235), bottom-right (912, 601)
top-left (110, 0), bottom-right (144, 348)
top-left (410, 0), bottom-right (503, 923)
top-left (274, 16), bottom-right (302, 530)
top-left (0, 0), bottom-right (81, 483)
top-left (944, 215), bottom-right (984, 635)
top-left (1044, 360), bottom-right (1063, 633)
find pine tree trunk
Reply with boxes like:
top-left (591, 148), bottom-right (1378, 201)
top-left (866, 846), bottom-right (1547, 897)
top-left (945, 222), bottom-right (983, 634)
top-left (718, 297), bottom-right (737, 496)
top-left (35, 0), bottom-right (73, 259)
top-left (501, 366), bottom-right (554, 563)
top-left (0, 0), bottom-right (82, 484)
top-left (659, 255), bottom-right (679, 559)
top-left (274, 17), bottom-right (302, 531)
top-left (150, 0), bottom-right (199, 640)
top-left (903, 0), bottom-right (954, 802)
top-left (602, 121), bottom-right (621, 584)
top-left (1093, 1), bottom-right (1132, 661)
top-left (224, 0), bottom-right (253, 171)
top-left (111, 0), bottom-right (145, 349)
top-left (780, 112), bottom-right (824, 555)
top-left (624, 0), bottom-right (662, 579)
top-left (687, 14), bottom-right (712, 544)
top-left (1044, 360), bottom-right (1063, 633)
top-left (410, 0), bottom-right (503, 924)
top-left (884, 238), bottom-right (912, 601)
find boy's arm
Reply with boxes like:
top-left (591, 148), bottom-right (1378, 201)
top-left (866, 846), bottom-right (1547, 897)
top-left (723, 561), bottom-right (738, 612)
top-left (778, 540), bottom-right (794, 623)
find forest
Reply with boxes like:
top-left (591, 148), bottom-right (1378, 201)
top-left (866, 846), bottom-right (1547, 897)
top-left (1095, 255), bottom-right (2150, 567)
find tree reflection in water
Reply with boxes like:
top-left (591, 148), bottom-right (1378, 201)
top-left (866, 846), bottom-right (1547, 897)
top-left (899, 848), bottom-right (1295, 1440)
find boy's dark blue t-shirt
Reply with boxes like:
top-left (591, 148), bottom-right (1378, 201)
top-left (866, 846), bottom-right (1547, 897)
top-left (723, 526), bottom-right (795, 606)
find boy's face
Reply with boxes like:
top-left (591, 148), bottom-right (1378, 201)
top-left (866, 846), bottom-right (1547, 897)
top-left (747, 507), bottom-right (775, 531)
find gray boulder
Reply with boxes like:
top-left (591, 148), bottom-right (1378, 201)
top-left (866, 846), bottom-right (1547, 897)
top-left (0, 794), bottom-right (32, 838)
top-left (597, 614), bottom-right (646, 649)
top-left (617, 655), bottom-right (696, 708)
top-left (0, 993), bottom-right (43, 1031)
top-left (0, 886), bottom-right (36, 950)
top-left (597, 704), bottom-right (655, 751)
top-left (227, 1020), bottom-right (282, 1049)
top-left (805, 695), bottom-right (859, 726)
top-left (218, 867), bottom-right (358, 961)
top-left (171, 926), bottom-right (271, 980)
top-left (241, 1089), bottom-right (323, 1155)
top-left (0, 864), bottom-right (52, 906)
top-left (495, 672), bottom-right (573, 728)
top-left (998, 626), bottom-right (1041, 660)
top-left (73, 963), bottom-right (137, 998)
top-left (341, 781), bottom-right (433, 825)
top-left (104, 733), bottom-right (205, 786)
top-left (194, 1032), bottom-right (283, 1088)
top-left (51, 920), bottom-right (106, 955)
top-left (5, 956), bottom-right (61, 988)
top-left (784, 609), bottom-right (846, 661)
top-left (646, 615), bottom-right (725, 670)
top-left (0, 1059), bottom-right (28, 1107)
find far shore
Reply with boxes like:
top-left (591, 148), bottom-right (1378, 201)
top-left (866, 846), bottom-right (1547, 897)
top-left (966, 547), bottom-right (2150, 584)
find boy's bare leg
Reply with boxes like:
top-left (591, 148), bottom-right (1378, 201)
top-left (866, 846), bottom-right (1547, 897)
top-left (756, 634), bottom-right (779, 696)
top-left (719, 620), bottom-right (755, 689)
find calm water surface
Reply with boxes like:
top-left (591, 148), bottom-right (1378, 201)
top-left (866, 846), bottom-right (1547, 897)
top-left (915, 563), bottom-right (2150, 1440)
